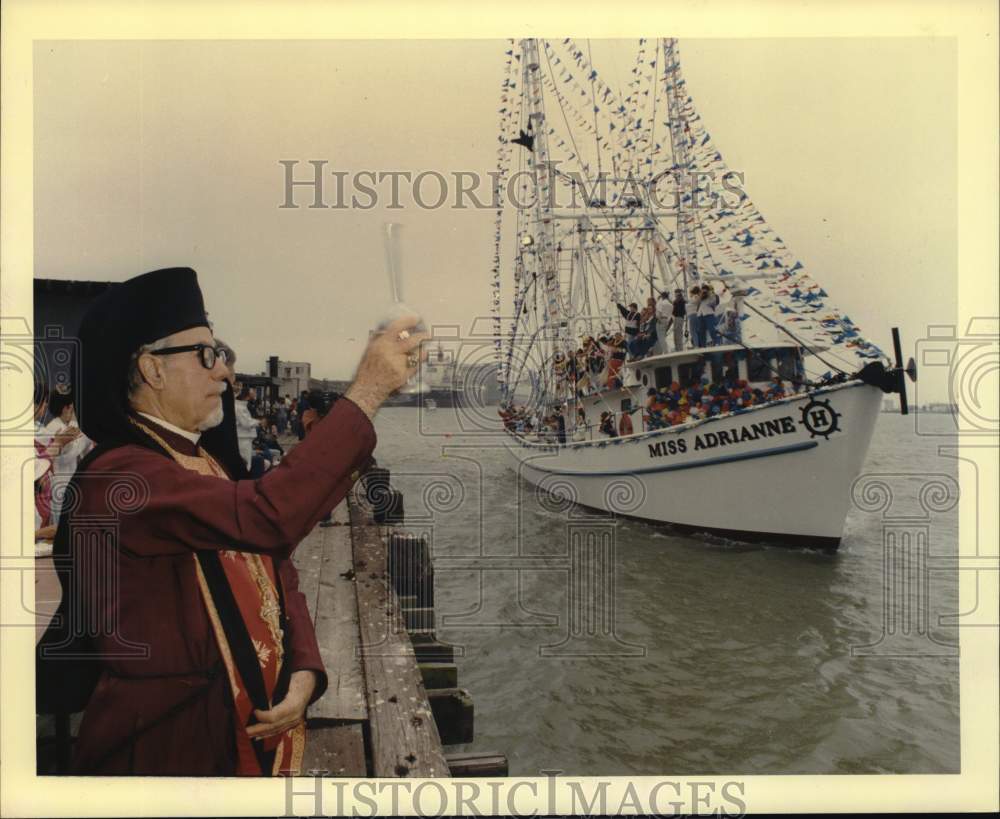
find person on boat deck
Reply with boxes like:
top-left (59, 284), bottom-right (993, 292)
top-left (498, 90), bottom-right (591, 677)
top-left (555, 405), bottom-right (567, 444)
top-left (721, 291), bottom-right (745, 344)
top-left (687, 286), bottom-right (702, 347)
top-left (722, 351), bottom-right (739, 383)
top-left (585, 336), bottom-right (605, 386)
top-left (566, 350), bottom-right (580, 395)
top-left (604, 334), bottom-right (627, 389)
top-left (628, 320), bottom-right (657, 360)
top-left (654, 291), bottom-right (674, 355)
top-left (618, 408), bottom-right (634, 436)
top-left (698, 284), bottom-right (722, 346)
top-left (640, 297), bottom-right (656, 331)
top-left (671, 289), bottom-right (687, 351)
top-left (537, 415), bottom-right (553, 442)
top-left (573, 407), bottom-right (588, 441)
top-left (644, 388), bottom-right (666, 430)
top-left (616, 302), bottom-right (641, 349)
top-left (766, 376), bottom-right (787, 400)
top-left (552, 351), bottom-right (569, 395)
top-left (599, 411), bottom-right (618, 438)
top-left (574, 348), bottom-right (591, 397)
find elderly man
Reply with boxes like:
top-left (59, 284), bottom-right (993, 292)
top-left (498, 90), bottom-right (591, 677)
top-left (37, 267), bottom-right (424, 776)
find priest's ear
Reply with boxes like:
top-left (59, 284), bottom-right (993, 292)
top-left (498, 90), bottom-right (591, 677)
top-left (136, 351), bottom-right (167, 390)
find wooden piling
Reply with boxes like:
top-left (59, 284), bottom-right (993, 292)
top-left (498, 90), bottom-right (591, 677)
top-left (445, 752), bottom-right (510, 778)
top-left (350, 499), bottom-right (450, 777)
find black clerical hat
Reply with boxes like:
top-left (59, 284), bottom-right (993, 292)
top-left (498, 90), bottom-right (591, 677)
top-left (73, 267), bottom-right (209, 443)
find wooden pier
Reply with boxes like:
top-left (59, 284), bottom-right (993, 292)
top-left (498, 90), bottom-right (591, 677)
top-left (290, 470), bottom-right (505, 777)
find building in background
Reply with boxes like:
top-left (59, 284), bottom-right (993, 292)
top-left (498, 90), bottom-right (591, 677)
top-left (274, 357), bottom-right (311, 398)
top-left (235, 372), bottom-right (279, 404)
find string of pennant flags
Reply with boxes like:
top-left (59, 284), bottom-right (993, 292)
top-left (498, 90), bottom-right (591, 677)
top-left (492, 40), bottom-right (519, 401)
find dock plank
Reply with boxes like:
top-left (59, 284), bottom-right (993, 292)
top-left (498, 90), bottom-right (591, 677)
top-left (301, 721), bottom-right (367, 777)
top-left (292, 523), bottom-right (324, 623)
top-left (310, 501), bottom-right (367, 722)
top-left (350, 499), bottom-right (450, 778)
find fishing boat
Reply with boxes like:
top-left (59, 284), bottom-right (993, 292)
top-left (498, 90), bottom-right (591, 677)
top-left (490, 38), bottom-right (915, 550)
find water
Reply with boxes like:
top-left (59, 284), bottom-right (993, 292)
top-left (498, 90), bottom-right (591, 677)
top-left (372, 408), bottom-right (960, 775)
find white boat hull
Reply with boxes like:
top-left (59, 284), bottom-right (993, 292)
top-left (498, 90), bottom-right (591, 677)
top-left (504, 381), bottom-right (882, 549)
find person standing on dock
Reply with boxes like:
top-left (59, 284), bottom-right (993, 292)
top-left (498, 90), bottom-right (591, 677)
top-left (36, 266), bottom-right (427, 777)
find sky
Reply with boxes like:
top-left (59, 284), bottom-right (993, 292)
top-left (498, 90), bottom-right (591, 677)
top-left (33, 38), bottom-right (956, 396)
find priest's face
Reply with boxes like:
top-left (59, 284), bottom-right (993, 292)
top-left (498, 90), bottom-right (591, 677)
top-left (155, 326), bottom-right (228, 432)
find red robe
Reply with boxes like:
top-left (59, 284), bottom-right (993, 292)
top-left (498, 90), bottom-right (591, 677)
top-left (66, 398), bottom-right (376, 775)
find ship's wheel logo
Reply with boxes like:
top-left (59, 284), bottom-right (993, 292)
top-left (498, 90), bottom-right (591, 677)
top-left (800, 398), bottom-right (841, 439)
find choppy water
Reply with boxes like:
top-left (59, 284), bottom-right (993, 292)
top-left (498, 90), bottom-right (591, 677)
top-left (371, 408), bottom-right (960, 776)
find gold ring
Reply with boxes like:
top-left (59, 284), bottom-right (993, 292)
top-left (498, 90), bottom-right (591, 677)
top-left (407, 354), bottom-right (419, 368)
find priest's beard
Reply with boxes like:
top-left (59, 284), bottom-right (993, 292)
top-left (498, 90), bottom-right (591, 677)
top-left (196, 402), bottom-right (225, 432)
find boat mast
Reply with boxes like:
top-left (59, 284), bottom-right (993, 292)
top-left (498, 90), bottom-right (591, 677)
top-left (521, 38), bottom-right (566, 406)
top-left (661, 38), bottom-right (698, 288)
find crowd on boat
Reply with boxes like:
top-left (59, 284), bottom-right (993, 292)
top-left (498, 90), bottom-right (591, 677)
top-left (553, 284), bottom-right (747, 399)
top-left (499, 371), bottom-right (793, 444)
top-left (640, 375), bottom-right (788, 432)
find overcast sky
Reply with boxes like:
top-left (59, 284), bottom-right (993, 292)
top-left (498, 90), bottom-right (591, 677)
top-left (34, 38), bottom-right (955, 395)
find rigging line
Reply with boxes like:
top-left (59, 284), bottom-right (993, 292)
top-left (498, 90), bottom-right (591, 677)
top-left (539, 50), bottom-right (631, 236)
top-left (582, 246), bottom-right (617, 312)
top-left (645, 41), bottom-right (660, 183)
top-left (506, 113), bottom-right (530, 383)
top-left (693, 224), bottom-right (858, 378)
top-left (601, 223), bottom-right (658, 304)
top-left (560, 36), bottom-right (635, 134)
top-left (647, 224), bottom-right (687, 292)
top-left (586, 40), bottom-right (603, 179)
top-left (738, 299), bottom-right (852, 377)
top-left (690, 202), bottom-right (866, 374)
top-left (684, 190), bottom-right (863, 376)
top-left (538, 55), bottom-right (632, 166)
top-left (620, 38), bottom-right (644, 179)
top-left (541, 40), bottom-right (666, 251)
top-left (542, 43), bottom-right (591, 184)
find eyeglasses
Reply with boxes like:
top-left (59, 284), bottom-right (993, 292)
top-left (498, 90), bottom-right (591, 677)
top-left (148, 343), bottom-right (229, 370)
